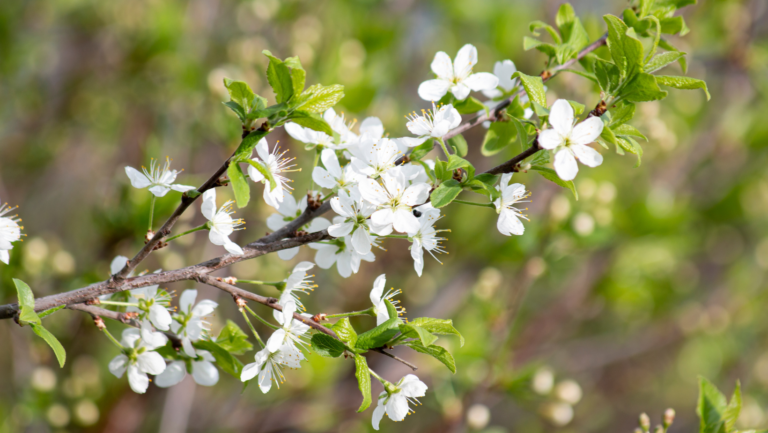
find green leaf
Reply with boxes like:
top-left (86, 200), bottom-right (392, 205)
top-left (531, 166), bottom-right (578, 199)
top-left (430, 180), bottom-right (462, 208)
top-left (194, 340), bottom-right (243, 378)
top-left (608, 103), bottom-right (636, 127)
top-left (384, 300), bottom-right (400, 323)
top-left (513, 72), bottom-right (547, 107)
top-left (562, 69), bottom-right (598, 84)
top-left (446, 155), bottom-right (472, 172)
top-left (331, 318), bottom-right (358, 348)
top-left (38, 305), bottom-right (65, 320)
top-left (216, 320), bottom-right (253, 355)
top-left (523, 37), bottom-right (557, 57)
top-left (659, 39), bottom-right (688, 73)
top-left (244, 159), bottom-right (277, 192)
top-left (398, 323), bottom-right (438, 347)
top-left (482, 121), bottom-right (517, 156)
top-left (233, 129), bottom-right (270, 160)
top-left (509, 117), bottom-right (529, 148)
top-left (311, 333), bottom-right (346, 357)
top-left (355, 318), bottom-right (400, 350)
top-left (30, 323), bottom-right (66, 367)
top-left (655, 75), bottom-right (711, 100)
top-left (638, 0), bottom-right (655, 18)
top-left (604, 15), bottom-right (629, 77)
top-left (14, 279), bottom-right (40, 325)
top-left (434, 161), bottom-right (451, 183)
top-left (618, 137), bottom-right (644, 166)
top-left (405, 341), bottom-right (456, 373)
top-left (594, 58), bottom-right (621, 94)
top-left (528, 21), bottom-right (562, 44)
top-left (645, 51), bottom-right (687, 74)
top-left (613, 124), bottom-right (648, 141)
top-left (453, 96), bottom-right (486, 115)
top-left (227, 163), bottom-right (250, 209)
top-left (567, 100), bottom-right (585, 116)
top-left (447, 134), bottom-right (468, 157)
top-left (263, 50), bottom-right (294, 103)
top-left (409, 139), bottom-right (434, 161)
top-left (293, 84), bottom-right (345, 113)
top-left (468, 174), bottom-right (499, 197)
top-left (223, 101), bottom-right (246, 122)
top-left (223, 78), bottom-right (256, 110)
top-left (601, 124), bottom-right (619, 147)
top-left (289, 111), bottom-right (334, 136)
top-left (622, 72), bottom-right (668, 102)
top-left (660, 16), bottom-right (689, 35)
top-left (284, 56), bottom-right (306, 95)
top-left (354, 354), bottom-right (372, 412)
top-left (555, 3), bottom-right (575, 29)
top-left (622, 28), bottom-right (645, 79)
top-left (698, 377), bottom-right (728, 433)
top-left (723, 381), bottom-right (742, 433)
top-left (407, 317), bottom-right (464, 347)
top-left (414, 160), bottom-right (436, 184)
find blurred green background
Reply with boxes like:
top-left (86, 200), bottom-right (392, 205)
top-left (1, 0), bottom-right (768, 432)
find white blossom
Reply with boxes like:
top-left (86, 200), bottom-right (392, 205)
top-left (125, 157), bottom-right (195, 198)
top-left (482, 59), bottom-right (519, 99)
top-left (369, 274), bottom-right (404, 326)
top-left (171, 289), bottom-right (218, 358)
top-left (285, 122), bottom-right (336, 149)
top-left (418, 44), bottom-right (499, 101)
top-left (127, 284), bottom-right (172, 335)
top-left (266, 300), bottom-right (310, 354)
top-left (409, 204), bottom-right (447, 277)
top-left (201, 189), bottom-right (245, 256)
top-left (313, 149), bottom-right (366, 194)
top-left (538, 99), bottom-right (604, 181)
top-left (247, 138), bottom-right (296, 207)
top-left (398, 103), bottom-right (461, 148)
top-left (349, 138), bottom-right (401, 178)
top-left (329, 190), bottom-right (386, 255)
top-left (359, 169), bottom-right (430, 235)
top-left (372, 374), bottom-right (428, 430)
top-left (309, 225), bottom-right (376, 278)
top-left (108, 328), bottom-right (168, 394)
top-left (266, 193), bottom-right (331, 260)
top-left (0, 202), bottom-right (22, 265)
top-left (323, 108), bottom-right (359, 146)
top-left (493, 173), bottom-right (530, 236)
top-left (278, 261), bottom-right (317, 312)
top-left (154, 350), bottom-right (219, 387)
top-left (240, 344), bottom-right (303, 393)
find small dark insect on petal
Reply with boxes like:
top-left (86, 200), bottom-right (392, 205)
top-left (413, 209), bottom-right (422, 217)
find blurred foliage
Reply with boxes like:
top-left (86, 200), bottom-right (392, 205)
top-left (1, 0), bottom-right (768, 432)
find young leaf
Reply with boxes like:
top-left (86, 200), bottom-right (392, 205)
top-left (530, 166), bottom-right (578, 200)
top-left (645, 51), bottom-right (687, 74)
top-left (223, 101), bottom-right (246, 122)
top-left (331, 318), bottom-right (358, 348)
top-left (194, 340), bottom-right (244, 378)
top-left (311, 333), bottom-right (346, 358)
top-left (354, 355), bottom-right (372, 412)
top-left (233, 130), bottom-right (270, 160)
top-left (453, 96), bottom-right (486, 115)
top-left (446, 155), bottom-right (472, 172)
top-left (410, 139), bottom-right (435, 161)
top-left (613, 124), bottom-right (648, 141)
top-left (608, 103), bottom-right (636, 127)
top-left (528, 21), bottom-right (562, 44)
top-left (284, 56), bottom-right (306, 95)
top-left (244, 159), bottom-right (277, 191)
top-left (603, 15), bottom-right (629, 77)
top-left (447, 134), bottom-right (468, 157)
top-left (263, 50), bottom-right (294, 103)
top-left (38, 305), bottom-right (66, 320)
top-left (594, 58), bottom-right (621, 94)
top-left (430, 180), bottom-right (462, 208)
top-left (14, 279), bottom-right (40, 325)
top-left (289, 111), bottom-right (334, 136)
top-left (216, 320), bottom-right (253, 355)
top-left (723, 381), bottom-right (742, 433)
top-left (293, 84), bottom-right (345, 113)
top-left (697, 377), bottom-right (728, 433)
top-left (407, 317), bottom-right (464, 347)
top-left (355, 318), bottom-right (400, 350)
top-left (227, 163), bottom-right (250, 209)
top-left (434, 161), bottom-right (451, 183)
top-left (223, 78), bottom-right (256, 110)
top-left (405, 341), bottom-right (456, 373)
top-left (31, 323), bottom-right (66, 368)
top-left (512, 72), bottom-right (547, 107)
top-left (384, 300), bottom-right (400, 323)
top-left (655, 75), bottom-right (711, 100)
top-left (399, 323), bottom-right (438, 347)
top-left (523, 37), bottom-right (558, 57)
top-left (482, 122), bottom-right (517, 156)
top-left (622, 73), bottom-right (668, 102)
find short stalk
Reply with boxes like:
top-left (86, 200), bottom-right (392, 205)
top-left (452, 199), bottom-right (495, 209)
top-left (381, 234), bottom-right (409, 239)
top-left (237, 280), bottom-right (285, 289)
top-left (165, 224), bottom-right (209, 242)
top-left (436, 137), bottom-right (451, 160)
top-left (148, 196), bottom-right (156, 231)
top-left (326, 307), bottom-right (375, 319)
top-left (98, 300), bottom-right (139, 308)
top-left (244, 305), bottom-right (280, 330)
top-left (240, 309), bottom-right (265, 348)
top-left (368, 368), bottom-right (389, 386)
top-left (102, 327), bottom-right (124, 349)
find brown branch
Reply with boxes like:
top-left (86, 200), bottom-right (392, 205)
top-left (68, 303), bottom-right (183, 346)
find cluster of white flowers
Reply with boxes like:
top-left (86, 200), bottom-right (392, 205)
top-left (0, 202), bottom-right (23, 264)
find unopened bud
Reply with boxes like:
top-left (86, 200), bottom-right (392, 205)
top-left (654, 425), bottom-right (663, 433)
top-left (520, 163), bottom-right (532, 172)
top-left (634, 429), bottom-right (643, 433)
top-left (145, 230), bottom-right (155, 243)
top-left (223, 276), bottom-right (238, 285)
top-left (233, 295), bottom-right (247, 309)
top-left (86, 298), bottom-right (101, 305)
top-left (93, 316), bottom-right (106, 330)
top-left (312, 313), bottom-right (327, 322)
top-left (123, 312), bottom-right (139, 320)
top-left (663, 408), bottom-right (675, 427)
top-left (639, 413), bottom-right (650, 431)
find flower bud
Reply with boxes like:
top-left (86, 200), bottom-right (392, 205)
top-left (663, 408), bottom-right (675, 427)
top-left (654, 425), bottom-right (664, 433)
top-left (223, 276), bottom-right (238, 285)
top-left (639, 413), bottom-right (650, 431)
top-left (233, 295), bottom-right (247, 309)
top-left (93, 316), bottom-right (106, 331)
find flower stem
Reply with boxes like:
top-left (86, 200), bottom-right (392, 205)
top-left (436, 137), bottom-right (451, 160)
top-left (310, 148), bottom-right (321, 191)
top-left (102, 327), bottom-right (124, 349)
top-left (240, 308), bottom-right (265, 348)
top-left (98, 300), bottom-right (139, 307)
top-left (165, 224), bottom-right (208, 242)
top-left (452, 199), bottom-right (495, 209)
top-left (148, 196), bottom-right (156, 231)
top-left (244, 305), bottom-right (280, 330)
top-left (326, 307), bottom-right (375, 319)
top-left (381, 234), bottom-right (409, 239)
top-left (368, 368), bottom-right (389, 386)
top-left (236, 280), bottom-right (284, 287)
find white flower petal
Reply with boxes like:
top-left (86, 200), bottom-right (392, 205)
top-left (137, 351), bottom-right (166, 375)
top-left (155, 361), bottom-right (186, 388)
top-left (148, 185), bottom-right (171, 197)
top-left (453, 44), bottom-right (478, 79)
top-left (110, 256), bottom-right (129, 275)
top-left (179, 289), bottom-right (197, 314)
top-left (328, 221), bottom-right (355, 238)
top-left (537, 129), bottom-right (564, 150)
top-left (125, 167), bottom-right (152, 189)
top-left (392, 209), bottom-right (421, 234)
top-left (498, 209), bottom-right (525, 236)
top-left (127, 365), bottom-right (150, 394)
top-left (450, 83), bottom-right (471, 101)
top-left (570, 117), bottom-right (604, 146)
top-left (430, 51), bottom-right (454, 80)
top-left (571, 143), bottom-right (603, 168)
top-left (191, 299), bottom-right (218, 317)
top-left (351, 227), bottom-right (372, 255)
top-left (278, 247), bottom-right (300, 260)
top-left (192, 360), bottom-right (219, 386)
top-left (549, 99), bottom-right (574, 138)
top-left (417, 79), bottom-right (451, 102)
top-left (553, 148), bottom-right (579, 181)
top-left (463, 72), bottom-right (499, 91)
top-left (108, 354), bottom-right (129, 378)
top-left (201, 190), bottom-right (217, 221)
top-left (149, 305), bottom-right (172, 331)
